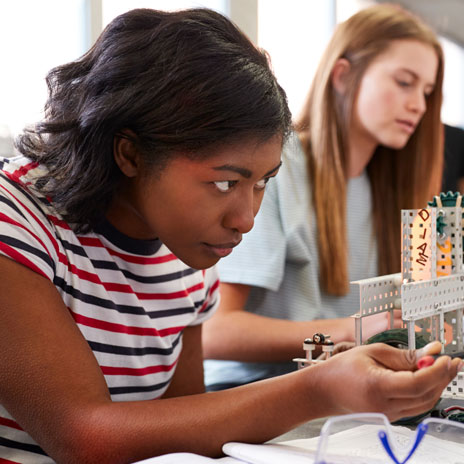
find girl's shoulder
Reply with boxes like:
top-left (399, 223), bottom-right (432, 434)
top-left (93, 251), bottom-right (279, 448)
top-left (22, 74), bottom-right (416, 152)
top-left (278, 132), bottom-right (308, 185)
top-left (282, 132), bottom-right (305, 161)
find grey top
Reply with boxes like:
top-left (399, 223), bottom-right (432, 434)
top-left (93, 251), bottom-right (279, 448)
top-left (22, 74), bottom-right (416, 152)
top-left (204, 133), bottom-right (378, 387)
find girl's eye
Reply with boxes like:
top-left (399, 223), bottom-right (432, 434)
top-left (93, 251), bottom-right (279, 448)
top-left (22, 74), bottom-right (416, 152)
top-left (397, 79), bottom-right (412, 88)
top-left (214, 180), bottom-right (237, 192)
top-left (255, 178), bottom-right (270, 190)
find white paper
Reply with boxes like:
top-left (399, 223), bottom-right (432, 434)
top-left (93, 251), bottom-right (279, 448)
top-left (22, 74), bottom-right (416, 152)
top-left (132, 452), bottom-right (240, 463)
top-left (223, 424), bottom-right (464, 464)
top-left (223, 441), bottom-right (317, 464)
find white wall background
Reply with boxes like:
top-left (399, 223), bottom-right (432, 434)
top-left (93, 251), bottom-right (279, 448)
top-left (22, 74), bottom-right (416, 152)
top-left (0, 0), bottom-right (463, 153)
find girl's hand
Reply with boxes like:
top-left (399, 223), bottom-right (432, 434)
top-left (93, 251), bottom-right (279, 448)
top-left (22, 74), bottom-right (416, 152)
top-left (359, 309), bottom-right (403, 342)
top-left (309, 342), bottom-right (462, 421)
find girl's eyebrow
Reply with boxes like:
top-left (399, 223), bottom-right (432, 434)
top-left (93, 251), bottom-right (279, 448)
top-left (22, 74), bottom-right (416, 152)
top-left (265, 161), bottom-right (283, 176)
top-left (213, 161), bottom-right (282, 179)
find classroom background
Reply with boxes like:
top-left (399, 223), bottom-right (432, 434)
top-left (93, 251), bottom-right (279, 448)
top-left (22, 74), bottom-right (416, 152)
top-left (1, 0), bottom-right (464, 158)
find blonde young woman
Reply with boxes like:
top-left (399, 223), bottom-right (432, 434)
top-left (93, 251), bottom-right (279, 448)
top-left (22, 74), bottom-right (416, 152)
top-left (203, 4), bottom-right (446, 390)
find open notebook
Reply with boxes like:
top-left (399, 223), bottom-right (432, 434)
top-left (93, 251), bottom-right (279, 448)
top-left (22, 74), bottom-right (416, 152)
top-left (132, 453), bottom-right (237, 463)
top-left (133, 420), bottom-right (464, 464)
top-left (223, 422), bottom-right (464, 464)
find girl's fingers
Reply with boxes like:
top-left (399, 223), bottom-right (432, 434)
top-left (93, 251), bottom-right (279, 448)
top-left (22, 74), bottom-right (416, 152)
top-left (377, 355), bottom-right (461, 400)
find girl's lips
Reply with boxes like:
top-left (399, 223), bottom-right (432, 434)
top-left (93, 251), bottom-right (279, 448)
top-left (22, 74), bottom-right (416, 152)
top-left (396, 119), bottom-right (416, 134)
top-left (207, 246), bottom-right (234, 258)
top-left (203, 240), bottom-right (241, 258)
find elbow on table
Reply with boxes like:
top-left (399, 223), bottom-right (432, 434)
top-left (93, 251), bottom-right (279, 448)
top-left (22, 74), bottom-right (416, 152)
top-left (38, 409), bottom-right (132, 464)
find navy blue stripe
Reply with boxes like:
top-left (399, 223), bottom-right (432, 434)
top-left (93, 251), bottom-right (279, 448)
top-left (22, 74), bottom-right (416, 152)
top-left (199, 300), bottom-right (216, 315)
top-left (88, 332), bottom-right (182, 356)
top-left (121, 267), bottom-right (198, 284)
top-left (109, 379), bottom-right (170, 396)
top-left (54, 275), bottom-right (139, 313)
top-left (0, 158), bottom-right (10, 172)
top-left (54, 276), bottom-right (203, 318)
top-left (0, 436), bottom-right (47, 456)
top-left (89, 258), bottom-right (119, 270)
top-left (60, 239), bottom-right (199, 284)
top-left (61, 239), bottom-right (89, 258)
top-left (0, 172), bottom-right (50, 218)
top-left (0, 194), bottom-right (28, 220)
top-left (146, 302), bottom-right (201, 318)
top-left (0, 235), bottom-right (56, 274)
top-left (91, 258), bottom-right (198, 284)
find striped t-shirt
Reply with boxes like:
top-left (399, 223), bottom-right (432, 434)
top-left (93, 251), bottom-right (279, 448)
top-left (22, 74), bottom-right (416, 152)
top-left (0, 155), bottom-right (219, 463)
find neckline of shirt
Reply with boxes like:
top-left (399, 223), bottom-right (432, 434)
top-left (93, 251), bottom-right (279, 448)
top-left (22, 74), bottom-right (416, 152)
top-left (94, 219), bottom-right (162, 256)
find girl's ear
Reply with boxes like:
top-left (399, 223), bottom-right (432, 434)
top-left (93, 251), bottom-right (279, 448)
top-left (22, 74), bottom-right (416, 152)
top-left (113, 130), bottom-right (140, 178)
top-left (331, 58), bottom-right (351, 95)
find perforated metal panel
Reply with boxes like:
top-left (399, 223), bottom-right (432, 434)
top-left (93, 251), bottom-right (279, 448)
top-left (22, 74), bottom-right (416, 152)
top-left (352, 273), bottom-right (401, 317)
top-left (443, 371), bottom-right (464, 399)
top-left (446, 309), bottom-right (464, 352)
top-left (401, 274), bottom-right (464, 320)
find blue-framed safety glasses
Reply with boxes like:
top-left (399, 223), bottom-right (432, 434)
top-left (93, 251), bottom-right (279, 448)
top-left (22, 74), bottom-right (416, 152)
top-left (219, 412), bottom-right (463, 464)
top-left (314, 412), bottom-right (464, 464)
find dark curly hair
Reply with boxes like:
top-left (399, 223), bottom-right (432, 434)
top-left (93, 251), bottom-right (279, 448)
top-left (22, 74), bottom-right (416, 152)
top-left (16, 8), bottom-right (291, 232)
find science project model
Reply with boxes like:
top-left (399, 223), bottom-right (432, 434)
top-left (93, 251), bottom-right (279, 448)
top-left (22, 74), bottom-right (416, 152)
top-left (294, 192), bottom-right (464, 401)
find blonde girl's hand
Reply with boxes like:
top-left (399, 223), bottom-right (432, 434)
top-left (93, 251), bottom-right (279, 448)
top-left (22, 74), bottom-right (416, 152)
top-left (316, 341), bottom-right (355, 360)
top-left (359, 309), bottom-right (403, 342)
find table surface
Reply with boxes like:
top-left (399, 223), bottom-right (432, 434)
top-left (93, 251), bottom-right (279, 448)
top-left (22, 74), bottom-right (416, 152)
top-left (267, 417), bottom-right (327, 443)
top-left (267, 397), bottom-right (464, 444)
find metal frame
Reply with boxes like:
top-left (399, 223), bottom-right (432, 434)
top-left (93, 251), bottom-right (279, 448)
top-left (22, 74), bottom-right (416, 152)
top-left (352, 205), bottom-right (464, 400)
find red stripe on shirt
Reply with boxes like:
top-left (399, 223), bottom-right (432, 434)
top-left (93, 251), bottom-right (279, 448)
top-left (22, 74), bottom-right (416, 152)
top-left (135, 282), bottom-right (205, 300)
top-left (101, 357), bottom-right (178, 376)
top-left (0, 241), bottom-right (49, 280)
top-left (208, 279), bottom-right (220, 295)
top-left (3, 161), bottom-right (38, 185)
top-left (57, 250), bottom-right (69, 267)
top-left (199, 278), bottom-right (220, 312)
top-left (60, 267), bottom-right (203, 298)
top-left (0, 458), bottom-right (22, 464)
top-left (101, 282), bottom-right (134, 293)
top-left (0, 417), bottom-right (23, 431)
top-left (0, 212), bottom-right (53, 261)
top-left (99, 281), bottom-right (204, 298)
top-left (0, 183), bottom-right (60, 256)
top-left (67, 262), bottom-right (103, 285)
top-left (77, 237), bottom-right (107, 248)
top-left (71, 312), bottom-right (184, 337)
top-left (47, 214), bottom-right (71, 230)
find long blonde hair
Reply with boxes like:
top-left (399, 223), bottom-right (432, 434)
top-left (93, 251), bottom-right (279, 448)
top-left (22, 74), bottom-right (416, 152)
top-left (295, 4), bottom-right (444, 296)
